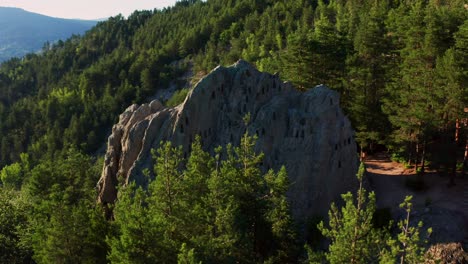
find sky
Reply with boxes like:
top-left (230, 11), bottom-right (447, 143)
top-left (0, 0), bottom-right (177, 20)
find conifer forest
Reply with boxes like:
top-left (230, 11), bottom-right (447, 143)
top-left (0, 0), bottom-right (467, 263)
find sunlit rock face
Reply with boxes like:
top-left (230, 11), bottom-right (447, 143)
top-left (97, 60), bottom-right (358, 219)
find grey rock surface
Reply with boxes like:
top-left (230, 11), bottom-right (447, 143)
top-left (97, 60), bottom-right (358, 219)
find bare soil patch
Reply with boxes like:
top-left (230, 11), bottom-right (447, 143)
top-left (364, 152), bottom-right (468, 246)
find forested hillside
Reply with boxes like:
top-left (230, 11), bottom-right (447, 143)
top-left (0, 0), bottom-right (467, 263)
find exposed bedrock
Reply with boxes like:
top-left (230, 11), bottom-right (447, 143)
top-left (97, 60), bottom-right (358, 219)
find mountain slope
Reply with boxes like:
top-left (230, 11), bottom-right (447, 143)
top-left (0, 7), bottom-right (96, 62)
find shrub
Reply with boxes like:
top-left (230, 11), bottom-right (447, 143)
top-left (166, 88), bottom-right (189, 107)
top-left (0, 162), bottom-right (23, 189)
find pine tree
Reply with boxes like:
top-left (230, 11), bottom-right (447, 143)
top-left (313, 0), bottom-right (346, 88)
top-left (318, 163), bottom-right (382, 264)
top-left (28, 149), bottom-right (108, 264)
top-left (346, 0), bottom-right (391, 154)
top-left (178, 136), bottom-right (214, 257)
top-left (147, 142), bottom-right (185, 261)
top-left (0, 189), bottom-right (31, 263)
top-left (281, 32), bottom-right (317, 90)
top-left (177, 243), bottom-right (201, 264)
top-left (204, 145), bottom-right (241, 262)
top-left (264, 166), bottom-right (298, 263)
top-left (380, 196), bottom-right (432, 264)
top-left (150, 142), bottom-right (184, 220)
top-left (108, 184), bottom-right (166, 264)
top-left (383, 0), bottom-right (443, 171)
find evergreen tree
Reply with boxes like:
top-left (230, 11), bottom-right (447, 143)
top-left (0, 189), bottom-right (32, 263)
top-left (177, 243), bottom-right (201, 264)
top-left (281, 32), bottom-right (316, 90)
top-left (108, 184), bottom-right (166, 264)
top-left (345, 0), bottom-right (391, 154)
top-left (383, 0), bottom-right (443, 170)
top-left (147, 142), bottom-right (185, 262)
top-left (380, 196), bottom-right (432, 264)
top-left (318, 163), bottom-right (382, 264)
top-left (178, 136), bottom-right (213, 253)
top-left (264, 166), bottom-right (298, 262)
top-left (28, 149), bottom-right (108, 264)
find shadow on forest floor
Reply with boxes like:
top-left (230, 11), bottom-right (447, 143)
top-left (364, 152), bottom-right (468, 246)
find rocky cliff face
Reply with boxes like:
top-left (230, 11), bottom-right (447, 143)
top-left (97, 60), bottom-right (358, 218)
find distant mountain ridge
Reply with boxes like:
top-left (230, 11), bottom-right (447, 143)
top-left (0, 7), bottom-right (97, 62)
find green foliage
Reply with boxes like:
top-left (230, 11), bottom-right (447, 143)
top-left (166, 88), bottom-right (190, 107)
top-left (0, 162), bottom-right (22, 189)
top-left (0, 0), bottom-right (465, 262)
top-left (304, 244), bottom-right (326, 264)
top-left (318, 163), bottom-right (382, 264)
top-left (177, 243), bottom-right (201, 264)
top-left (380, 196), bottom-right (432, 264)
top-left (0, 189), bottom-right (32, 263)
top-left (108, 184), bottom-right (166, 264)
top-left (109, 132), bottom-right (298, 263)
top-left (31, 201), bottom-right (108, 264)
top-left (0, 0), bottom-right (465, 177)
top-left (317, 164), bottom-right (432, 264)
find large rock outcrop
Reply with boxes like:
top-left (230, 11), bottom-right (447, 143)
top-left (97, 60), bottom-right (358, 218)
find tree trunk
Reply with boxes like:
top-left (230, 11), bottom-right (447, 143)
top-left (415, 141), bottom-right (419, 172)
top-left (420, 140), bottom-right (426, 175)
top-left (462, 140), bottom-right (467, 178)
top-left (407, 142), bottom-right (412, 166)
top-left (448, 120), bottom-right (459, 186)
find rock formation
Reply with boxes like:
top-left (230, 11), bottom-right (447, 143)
top-left (425, 243), bottom-right (468, 264)
top-left (97, 60), bottom-right (358, 219)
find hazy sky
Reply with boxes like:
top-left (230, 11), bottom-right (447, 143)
top-left (0, 0), bottom-right (177, 20)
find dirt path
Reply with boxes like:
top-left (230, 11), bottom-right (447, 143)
top-left (364, 152), bottom-right (468, 245)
